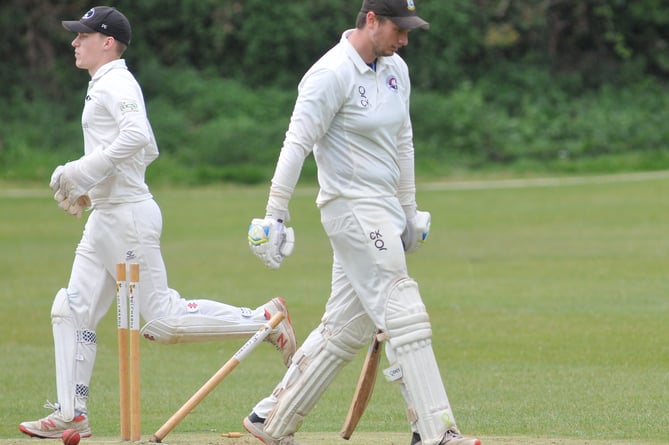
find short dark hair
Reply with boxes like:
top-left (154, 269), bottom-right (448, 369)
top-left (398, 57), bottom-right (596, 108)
top-left (355, 11), bottom-right (390, 29)
top-left (116, 41), bottom-right (128, 56)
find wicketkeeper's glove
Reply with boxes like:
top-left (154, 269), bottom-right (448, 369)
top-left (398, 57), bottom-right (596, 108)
top-left (50, 165), bottom-right (65, 192)
top-left (50, 164), bottom-right (91, 218)
top-left (54, 190), bottom-right (91, 218)
top-left (401, 209), bottom-right (431, 253)
top-left (247, 217), bottom-right (295, 269)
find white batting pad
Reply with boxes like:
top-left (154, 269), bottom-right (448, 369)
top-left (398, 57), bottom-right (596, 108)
top-left (384, 278), bottom-right (456, 443)
top-left (51, 288), bottom-right (97, 420)
top-left (140, 315), bottom-right (261, 344)
top-left (263, 314), bottom-right (371, 438)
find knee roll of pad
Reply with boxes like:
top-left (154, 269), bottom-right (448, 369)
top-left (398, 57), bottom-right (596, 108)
top-left (51, 288), bottom-right (72, 320)
top-left (385, 278), bottom-right (432, 348)
top-left (322, 315), bottom-right (373, 360)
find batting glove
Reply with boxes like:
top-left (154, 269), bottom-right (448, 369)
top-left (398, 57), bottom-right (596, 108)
top-left (401, 209), bottom-right (431, 253)
top-left (247, 217), bottom-right (295, 269)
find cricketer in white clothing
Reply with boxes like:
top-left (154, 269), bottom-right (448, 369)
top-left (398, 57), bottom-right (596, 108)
top-left (19, 6), bottom-right (296, 440)
top-left (244, 1), bottom-right (480, 445)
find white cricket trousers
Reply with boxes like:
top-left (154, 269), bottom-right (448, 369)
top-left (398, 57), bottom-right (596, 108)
top-left (67, 198), bottom-right (245, 325)
top-left (321, 196), bottom-right (409, 329)
top-left (58, 198), bottom-right (265, 416)
top-left (253, 196), bottom-right (409, 415)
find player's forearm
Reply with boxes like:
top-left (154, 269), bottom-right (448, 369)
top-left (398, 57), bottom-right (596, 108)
top-left (397, 149), bottom-right (416, 211)
top-left (267, 145), bottom-right (306, 221)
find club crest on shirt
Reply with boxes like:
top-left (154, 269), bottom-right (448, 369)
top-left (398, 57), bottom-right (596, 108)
top-left (120, 99), bottom-right (139, 113)
top-left (386, 75), bottom-right (399, 92)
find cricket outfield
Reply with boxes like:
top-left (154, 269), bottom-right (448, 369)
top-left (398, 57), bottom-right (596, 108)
top-left (1, 172), bottom-right (667, 444)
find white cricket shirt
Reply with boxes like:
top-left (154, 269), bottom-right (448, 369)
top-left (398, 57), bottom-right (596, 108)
top-left (82, 59), bottom-right (158, 205)
top-left (268, 29), bottom-right (417, 218)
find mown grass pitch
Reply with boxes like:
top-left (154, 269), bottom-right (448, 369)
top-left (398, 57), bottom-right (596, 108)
top-left (0, 432), bottom-right (659, 445)
top-left (1, 172), bottom-right (667, 444)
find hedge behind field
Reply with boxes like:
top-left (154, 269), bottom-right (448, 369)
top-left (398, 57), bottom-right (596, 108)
top-left (1, 0), bottom-right (668, 183)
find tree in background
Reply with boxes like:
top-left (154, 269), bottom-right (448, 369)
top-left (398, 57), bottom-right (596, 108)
top-left (1, 0), bottom-right (667, 182)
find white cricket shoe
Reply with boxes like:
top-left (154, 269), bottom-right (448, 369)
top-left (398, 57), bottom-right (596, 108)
top-left (243, 413), bottom-right (301, 445)
top-left (263, 297), bottom-right (297, 367)
top-left (19, 401), bottom-right (92, 439)
top-left (411, 429), bottom-right (482, 445)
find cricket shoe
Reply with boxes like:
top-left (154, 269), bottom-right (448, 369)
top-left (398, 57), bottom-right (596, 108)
top-left (19, 401), bottom-right (92, 439)
top-left (410, 429), bottom-right (481, 445)
top-left (243, 413), bottom-right (302, 445)
top-left (263, 297), bottom-right (297, 367)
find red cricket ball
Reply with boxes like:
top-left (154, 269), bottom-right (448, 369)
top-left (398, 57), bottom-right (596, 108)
top-left (62, 428), bottom-right (81, 445)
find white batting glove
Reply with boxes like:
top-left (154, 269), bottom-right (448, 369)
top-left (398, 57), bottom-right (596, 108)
top-left (402, 209), bottom-right (431, 253)
top-left (247, 217), bottom-right (295, 269)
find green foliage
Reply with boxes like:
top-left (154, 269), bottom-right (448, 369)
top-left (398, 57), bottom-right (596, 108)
top-left (403, 0), bottom-right (488, 90)
top-left (3, 68), bottom-right (668, 185)
top-left (3, 0), bottom-right (669, 98)
top-left (138, 67), bottom-right (296, 183)
top-left (234, 0), bottom-right (352, 87)
top-left (1, 1), bottom-right (668, 185)
top-left (413, 75), bottom-right (669, 172)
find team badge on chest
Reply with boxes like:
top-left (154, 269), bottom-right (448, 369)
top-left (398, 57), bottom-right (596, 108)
top-left (386, 75), bottom-right (399, 92)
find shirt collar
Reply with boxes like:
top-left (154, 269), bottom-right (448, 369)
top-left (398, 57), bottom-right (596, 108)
top-left (341, 29), bottom-right (379, 74)
top-left (92, 59), bottom-right (127, 81)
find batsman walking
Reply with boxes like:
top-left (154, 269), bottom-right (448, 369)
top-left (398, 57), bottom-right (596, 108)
top-left (244, 1), bottom-right (480, 444)
top-left (243, 0), bottom-right (480, 445)
top-left (19, 6), bottom-right (296, 440)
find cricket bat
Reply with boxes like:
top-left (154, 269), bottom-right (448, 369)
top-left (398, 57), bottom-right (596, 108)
top-left (340, 329), bottom-right (384, 440)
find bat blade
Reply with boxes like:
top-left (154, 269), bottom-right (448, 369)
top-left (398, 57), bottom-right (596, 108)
top-left (340, 330), bottom-right (383, 440)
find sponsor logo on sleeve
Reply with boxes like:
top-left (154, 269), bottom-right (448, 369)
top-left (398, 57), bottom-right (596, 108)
top-left (120, 99), bottom-right (139, 113)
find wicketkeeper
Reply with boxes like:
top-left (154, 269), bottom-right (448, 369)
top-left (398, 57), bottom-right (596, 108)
top-left (19, 6), bottom-right (296, 439)
top-left (244, 1), bottom-right (480, 445)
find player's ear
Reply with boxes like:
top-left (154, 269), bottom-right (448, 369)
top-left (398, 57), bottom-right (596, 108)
top-left (365, 11), bottom-right (377, 27)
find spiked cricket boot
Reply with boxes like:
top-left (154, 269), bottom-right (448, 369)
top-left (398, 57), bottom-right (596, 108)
top-left (19, 401), bottom-right (92, 439)
top-left (263, 297), bottom-right (297, 367)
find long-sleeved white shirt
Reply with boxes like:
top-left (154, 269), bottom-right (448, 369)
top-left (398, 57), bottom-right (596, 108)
top-left (82, 59), bottom-right (158, 205)
top-left (267, 29), bottom-right (417, 219)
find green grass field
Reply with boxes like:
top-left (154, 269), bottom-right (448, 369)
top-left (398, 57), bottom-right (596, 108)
top-left (1, 172), bottom-right (668, 445)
